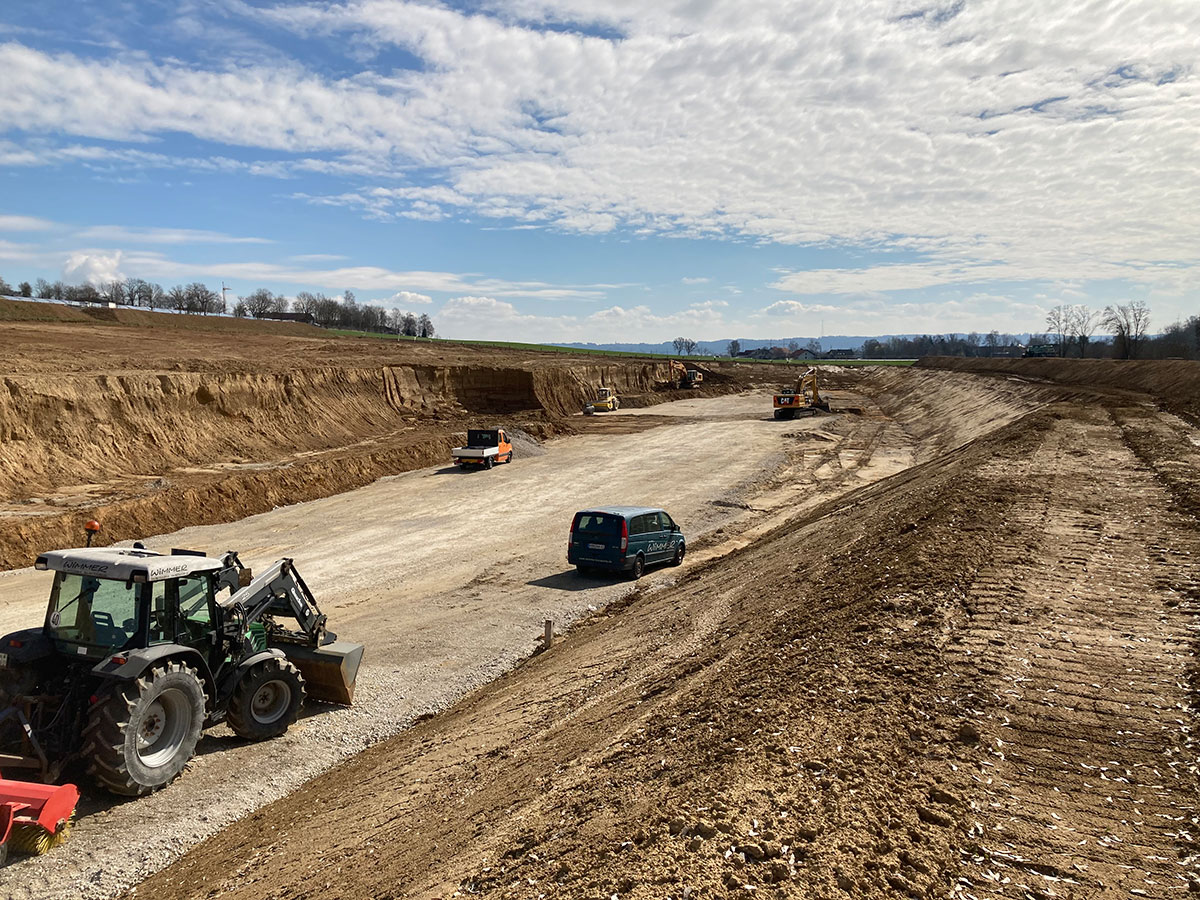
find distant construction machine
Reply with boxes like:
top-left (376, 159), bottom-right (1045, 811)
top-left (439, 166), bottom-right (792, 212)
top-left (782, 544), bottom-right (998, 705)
top-left (0, 531), bottom-right (363, 801)
top-left (773, 366), bottom-right (831, 419)
top-left (592, 387), bottom-right (620, 411)
top-left (669, 360), bottom-right (704, 389)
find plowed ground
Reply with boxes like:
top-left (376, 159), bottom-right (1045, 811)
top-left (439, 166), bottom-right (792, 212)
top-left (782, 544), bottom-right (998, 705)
top-left (131, 377), bottom-right (1199, 899)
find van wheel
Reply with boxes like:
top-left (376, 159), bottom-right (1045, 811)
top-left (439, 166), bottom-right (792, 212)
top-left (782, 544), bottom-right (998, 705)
top-left (672, 543), bottom-right (685, 566)
top-left (484, 457), bottom-right (493, 470)
top-left (507, 452), bottom-right (514, 464)
top-left (629, 555), bottom-right (645, 580)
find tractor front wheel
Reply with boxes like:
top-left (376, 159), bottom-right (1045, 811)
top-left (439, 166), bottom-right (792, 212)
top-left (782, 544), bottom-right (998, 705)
top-left (227, 658), bottom-right (305, 741)
top-left (83, 661), bottom-right (207, 796)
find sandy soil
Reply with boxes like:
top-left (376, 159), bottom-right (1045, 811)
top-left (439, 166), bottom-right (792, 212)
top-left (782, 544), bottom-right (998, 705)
top-left (108, 369), bottom-right (1198, 900)
top-left (0, 383), bottom-right (926, 900)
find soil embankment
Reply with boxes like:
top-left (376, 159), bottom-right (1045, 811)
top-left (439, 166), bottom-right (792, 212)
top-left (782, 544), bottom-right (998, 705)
top-left (0, 303), bottom-right (752, 569)
top-left (127, 365), bottom-right (1200, 900)
top-left (919, 355), bottom-right (1200, 422)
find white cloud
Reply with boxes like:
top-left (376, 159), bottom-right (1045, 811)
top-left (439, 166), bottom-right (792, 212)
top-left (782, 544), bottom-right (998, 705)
top-left (1, 1), bottom-right (1198, 298)
top-left (77, 225), bottom-right (272, 245)
top-left (386, 290), bottom-right (433, 306)
top-left (0, 214), bottom-right (53, 231)
top-left (41, 248), bottom-right (614, 302)
top-left (63, 250), bottom-right (124, 285)
top-left (437, 294), bottom-right (728, 342)
top-left (681, 277), bottom-right (710, 285)
top-left (756, 292), bottom-right (1054, 335)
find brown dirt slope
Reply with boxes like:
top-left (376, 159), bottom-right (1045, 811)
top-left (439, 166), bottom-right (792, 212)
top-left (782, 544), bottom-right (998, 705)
top-left (0, 311), bottom-right (753, 569)
top-left (919, 355), bottom-right (1200, 423)
top-left (131, 377), bottom-right (1199, 900)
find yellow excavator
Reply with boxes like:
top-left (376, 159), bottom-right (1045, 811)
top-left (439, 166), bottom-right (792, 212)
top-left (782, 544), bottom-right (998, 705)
top-left (773, 367), bottom-right (830, 419)
top-left (669, 360), bottom-right (704, 389)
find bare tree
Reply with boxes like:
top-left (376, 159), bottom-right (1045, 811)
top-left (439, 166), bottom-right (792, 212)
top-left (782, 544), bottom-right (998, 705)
top-left (418, 314), bottom-right (435, 338)
top-left (804, 339), bottom-right (822, 354)
top-left (292, 291), bottom-right (319, 316)
top-left (1068, 305), bottom-right (1099, 358)
top-left (18, 281), bottom-right (32, 297)
top-left (241, 288), bottom-right (280, 318)
top-left (1045, 305), bottom-right (1069, 356)
top-left (101, 280), bottom-right (127, 305)
top-left (34, 278), bottom-right (52, 299)
top-left (674, 336), bottom-right (697, 355)
top-left (727, 339), bottom-right (741, 357)
top-left (672, 337), bottom-right (687, 355)
top-left (787, 340), bottom-right (800, 353)
top-left (1102, 301), bottom-right (1151, 359)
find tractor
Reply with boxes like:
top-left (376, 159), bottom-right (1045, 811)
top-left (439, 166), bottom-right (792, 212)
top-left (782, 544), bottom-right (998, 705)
top-left (0, 538), bottom-right (362, 797)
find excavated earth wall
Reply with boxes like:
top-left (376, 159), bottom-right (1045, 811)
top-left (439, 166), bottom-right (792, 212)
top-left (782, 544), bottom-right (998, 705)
top-left (918, 355), bottom-right (1200, 422)
top-left (0, 359), bottom-right (681, 570)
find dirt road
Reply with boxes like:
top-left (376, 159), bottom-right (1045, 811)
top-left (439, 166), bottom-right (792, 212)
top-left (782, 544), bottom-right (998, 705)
top-left (0, 387), bottom-right (922, 899)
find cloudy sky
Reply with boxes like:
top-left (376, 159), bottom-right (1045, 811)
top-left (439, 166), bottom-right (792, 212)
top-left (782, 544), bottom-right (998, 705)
top-left (1, 0), bottom-right (1197, 342)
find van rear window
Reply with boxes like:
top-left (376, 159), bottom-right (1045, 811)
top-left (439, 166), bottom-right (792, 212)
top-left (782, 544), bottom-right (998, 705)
top-left (575, 513), bottom-right (619, 534)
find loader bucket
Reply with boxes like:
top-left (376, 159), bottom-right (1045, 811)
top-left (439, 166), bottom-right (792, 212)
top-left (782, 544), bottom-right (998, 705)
top-left (282, 641), bottom-right (364, 706)
top-left (0, 776), bottom-right (79, 855)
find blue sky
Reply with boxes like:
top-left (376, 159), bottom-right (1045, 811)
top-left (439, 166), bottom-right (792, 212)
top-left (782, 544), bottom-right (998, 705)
top-left (1, 0), bottom-right (1197, 342)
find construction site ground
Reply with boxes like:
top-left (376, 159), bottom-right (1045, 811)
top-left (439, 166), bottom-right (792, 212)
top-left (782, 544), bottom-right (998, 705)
top-left (0, 304), bottom-right (1196, 899)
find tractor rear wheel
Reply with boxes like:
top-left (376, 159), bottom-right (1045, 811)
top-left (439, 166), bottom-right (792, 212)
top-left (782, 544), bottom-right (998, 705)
top-left (227, 658), bottom-right (305, 741)
top-left (83, 661), bottom-right (207, 796)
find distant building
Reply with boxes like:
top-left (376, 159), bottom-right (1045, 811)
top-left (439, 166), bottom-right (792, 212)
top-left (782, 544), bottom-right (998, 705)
top-left (823, 348), bottom-right (856, 359)
top-left (737, 347), bottom-right (786, 360)
top-left (789, 348), bottom-right (819, 360)
top-left (260, 311), bottom-right (316, 325)
top-left (990, 344), bottom-right (1025, 358)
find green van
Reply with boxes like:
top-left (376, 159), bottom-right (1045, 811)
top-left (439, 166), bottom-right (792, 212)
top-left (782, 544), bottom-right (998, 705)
top-left (568, 506), bottom-right (685, 579)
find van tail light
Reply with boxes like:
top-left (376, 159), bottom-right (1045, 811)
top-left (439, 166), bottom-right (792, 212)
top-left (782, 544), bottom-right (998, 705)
top-left (569, 516), bottom-right (576, 553)
top-left (620, 518), bottom-right (629, 554)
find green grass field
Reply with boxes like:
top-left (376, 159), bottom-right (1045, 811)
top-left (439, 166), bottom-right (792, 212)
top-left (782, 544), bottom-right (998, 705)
top-left (325, 329), bottom-right (916, 365)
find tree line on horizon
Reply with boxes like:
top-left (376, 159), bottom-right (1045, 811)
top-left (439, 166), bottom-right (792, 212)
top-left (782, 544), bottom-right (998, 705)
top-left (0, 273), bottom-right (435, 338)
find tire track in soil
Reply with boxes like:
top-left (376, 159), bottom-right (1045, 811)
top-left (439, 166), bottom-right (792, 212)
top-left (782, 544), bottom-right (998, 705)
top-left (939, 405), bottom-right (1200, 898)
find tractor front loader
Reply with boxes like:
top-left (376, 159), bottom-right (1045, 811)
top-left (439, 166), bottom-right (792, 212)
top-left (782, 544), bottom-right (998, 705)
top-left (0, 539), bottom-right (363, 803)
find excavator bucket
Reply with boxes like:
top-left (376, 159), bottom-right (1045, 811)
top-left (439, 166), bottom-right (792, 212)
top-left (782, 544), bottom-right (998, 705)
top-left (282, 641), bottom-right (364, 706)
top-left (0, 775), bottom-right (79, 857)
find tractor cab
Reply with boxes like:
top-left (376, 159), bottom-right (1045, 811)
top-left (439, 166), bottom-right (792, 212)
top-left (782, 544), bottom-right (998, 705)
top-left (37, 548), bottom-right (227, 663)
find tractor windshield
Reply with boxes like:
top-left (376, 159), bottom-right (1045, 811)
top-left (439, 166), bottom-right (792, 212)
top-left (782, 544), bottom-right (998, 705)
top-left (46, 573), bottom-right (142, 651)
